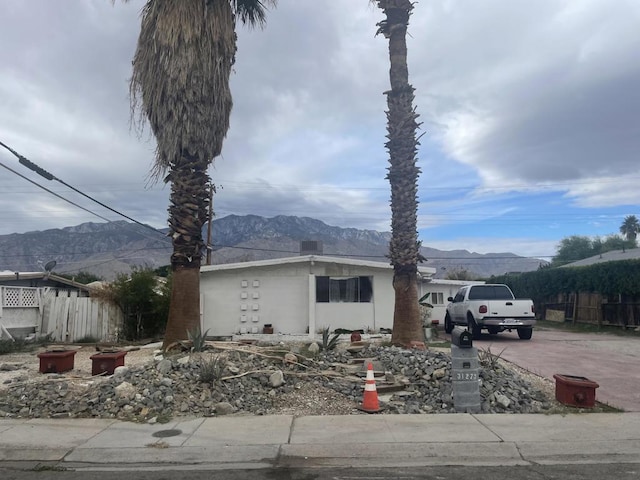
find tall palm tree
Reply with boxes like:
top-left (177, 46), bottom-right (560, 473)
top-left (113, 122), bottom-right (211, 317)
top-left (620, 215), bottom-right (640, 243)
top-left (121, 0), bottom-right (276, 349)
top-left (374, 0), bottom-right (424, 346)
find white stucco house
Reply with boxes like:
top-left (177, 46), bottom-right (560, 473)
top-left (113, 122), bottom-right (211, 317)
top-left (419, 279), bottom-right (485, 326)
top-left (200, 255), bottom-right (483, 337)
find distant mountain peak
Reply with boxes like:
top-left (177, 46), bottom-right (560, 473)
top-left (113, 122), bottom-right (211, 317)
top-left (0, 214), bottom-right (545, 280)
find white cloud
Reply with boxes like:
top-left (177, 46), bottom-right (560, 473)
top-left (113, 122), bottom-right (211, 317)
top-left (1, 0), bottom-right (639, 258)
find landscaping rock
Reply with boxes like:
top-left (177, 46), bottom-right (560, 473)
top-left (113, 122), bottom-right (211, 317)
top-left (269, 370), bottom-right (285, 388)
top-left (0, 342), bottom-right (558, 421)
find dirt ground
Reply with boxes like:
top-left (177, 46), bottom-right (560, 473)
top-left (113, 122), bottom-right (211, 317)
top-left (0, 343), bottom-right (159, 392)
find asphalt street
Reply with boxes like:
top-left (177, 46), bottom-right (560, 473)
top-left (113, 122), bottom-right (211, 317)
top-left (1, 464), bottom-right (640, 480)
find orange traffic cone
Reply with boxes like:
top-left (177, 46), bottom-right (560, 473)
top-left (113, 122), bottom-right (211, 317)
top-left (360, 362), bottom-right (381, 413)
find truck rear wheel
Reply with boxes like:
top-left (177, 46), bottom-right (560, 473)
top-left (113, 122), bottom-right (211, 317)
top-left (444, 313), bottom-right (453, 334)
top-left (517, 328), bottom-right (533, 340)
top-left (468, 315), bottom-right (481, 340)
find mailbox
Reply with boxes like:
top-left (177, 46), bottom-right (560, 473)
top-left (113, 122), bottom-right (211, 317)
top-left (451, 326), bottom-right (473, 348)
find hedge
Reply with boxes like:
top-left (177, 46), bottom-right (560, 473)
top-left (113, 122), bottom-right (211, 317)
top-left (490, 260), bottom-right (640, 303)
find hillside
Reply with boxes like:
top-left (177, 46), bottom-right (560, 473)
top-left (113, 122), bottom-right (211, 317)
top-left (0, 215), bottom-right (545, 280)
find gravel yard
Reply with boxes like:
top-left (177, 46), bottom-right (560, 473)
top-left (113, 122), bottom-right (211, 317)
top-left (0, 338), bottom-right (576, 421)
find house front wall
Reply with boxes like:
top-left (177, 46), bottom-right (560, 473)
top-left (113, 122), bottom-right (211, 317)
top-left (418, 281), bottom-right (485, 324)
top-left (201, 264), bottom-right (311, 336)
top-left (201, 261), bottom-right (400, 336)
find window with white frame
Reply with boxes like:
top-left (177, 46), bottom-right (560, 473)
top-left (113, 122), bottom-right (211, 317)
top-left (429, 292), bottom-right (444, 305)
top-left (316, 276), bottom-right (373, 303)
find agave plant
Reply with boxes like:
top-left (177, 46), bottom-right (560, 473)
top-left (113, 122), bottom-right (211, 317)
top-left (320, 327), bottom-right (342, 351)
top-left (187, 327), bottom-right (210, 352)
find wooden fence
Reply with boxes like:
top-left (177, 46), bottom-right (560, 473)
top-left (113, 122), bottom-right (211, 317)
top-left (541, 292), bottom-right (640, 328)
top-left (41, 290), bottom-right (123, 342)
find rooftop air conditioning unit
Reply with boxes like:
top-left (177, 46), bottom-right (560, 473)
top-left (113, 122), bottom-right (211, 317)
top-left (300, 240), bottom-right (323, 256)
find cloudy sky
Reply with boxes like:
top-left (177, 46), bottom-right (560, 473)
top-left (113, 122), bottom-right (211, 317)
top-left (1, 0), bottom-right (639, 262)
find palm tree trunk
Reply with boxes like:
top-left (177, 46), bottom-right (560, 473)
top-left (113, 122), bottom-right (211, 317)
top-left (125, 0), bottom-right (275, 350)
top-left (376, 0), bottom-right (423, 346)
top-left (162, 151), bottom-right (210, 349)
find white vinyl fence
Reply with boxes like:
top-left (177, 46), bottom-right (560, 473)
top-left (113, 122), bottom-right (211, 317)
top-left (0, 286), bottom-right (123, 342)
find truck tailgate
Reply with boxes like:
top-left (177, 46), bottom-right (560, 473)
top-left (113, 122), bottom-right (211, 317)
top-left (487, 300), bottom-right (533, 318)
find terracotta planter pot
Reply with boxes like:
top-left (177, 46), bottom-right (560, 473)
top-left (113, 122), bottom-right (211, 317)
top-left (37, 350), bottom-right (76, 374)
top-left (553, 374), bottom-right (599, 408)
top-left (90, 351), bottom-right (127, 376)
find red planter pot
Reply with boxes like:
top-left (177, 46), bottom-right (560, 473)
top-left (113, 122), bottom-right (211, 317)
top-left (37, 350), bottom-right (77, 374)
top-left (553, 374), bottom-right (599, 408)
top-left (90, 351), bottom-right (128, 376)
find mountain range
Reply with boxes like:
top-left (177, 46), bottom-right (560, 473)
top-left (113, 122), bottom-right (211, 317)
top-left (0, 215), bottom-right (546, 280)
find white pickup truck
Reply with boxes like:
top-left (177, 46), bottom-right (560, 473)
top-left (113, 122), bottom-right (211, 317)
top-left (444, 284), bottom-right (536, 340)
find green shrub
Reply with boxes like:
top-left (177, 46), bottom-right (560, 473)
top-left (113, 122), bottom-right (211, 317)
top-left (0, 335), bottom-right (51, 355)
top-left (0, 339), bottom-right (21, 355)
top-left (107, 268), bottom-right (170, 340)
top-left (75, 335), bottom-right (99, 344)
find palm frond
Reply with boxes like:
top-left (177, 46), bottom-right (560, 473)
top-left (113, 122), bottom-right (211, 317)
top-left (233, 0), bottom-right (277, 28)
top-left (130, 0), bottom-right (236, 179)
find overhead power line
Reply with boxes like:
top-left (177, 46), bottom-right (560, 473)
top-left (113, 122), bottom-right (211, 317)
top-left (0, 159), bottom-right (112, 223)
top-left (0, 140), bottom-right (166, 238)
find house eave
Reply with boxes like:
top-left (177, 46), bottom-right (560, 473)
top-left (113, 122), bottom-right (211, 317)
top-left (201, 255), bottom-right (436, 276)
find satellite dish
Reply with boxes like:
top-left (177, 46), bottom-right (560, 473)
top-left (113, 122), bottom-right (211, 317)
top-left (44, 260), bottom-right (57, 272)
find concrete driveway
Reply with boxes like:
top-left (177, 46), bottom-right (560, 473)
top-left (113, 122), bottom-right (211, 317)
top-left (451, 327), bottom-right (640, 412)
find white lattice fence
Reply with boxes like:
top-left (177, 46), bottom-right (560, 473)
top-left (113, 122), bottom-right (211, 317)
top-left (2, 287), bottom-right (39, 307)
top-left (0, 286), bottom-right (42, 332)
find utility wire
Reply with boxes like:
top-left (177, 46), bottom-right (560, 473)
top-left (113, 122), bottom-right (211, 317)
top-left (0, 159), bottom-right (112, 223)
top-left (0, 140), bottom-right (166, 238)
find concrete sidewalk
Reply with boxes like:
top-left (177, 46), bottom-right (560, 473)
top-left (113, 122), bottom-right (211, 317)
top-left (1, 413), bottom-right (640, 471)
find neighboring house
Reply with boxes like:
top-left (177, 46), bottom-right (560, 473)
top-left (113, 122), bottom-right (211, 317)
top-left (0, 271), bottom-right (92, 292)
top-left (200, 255), bottom-right (441, 337)
top-left (419, 279), bottom-right (486, 325)
top-left (561, 248), bottom-right (640, 268)
top-left (0, 271), bottom-right (120, 341)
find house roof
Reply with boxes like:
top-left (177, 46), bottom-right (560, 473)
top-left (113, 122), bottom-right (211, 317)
top-left (561, 248), bottom-right (640, 268)
top-left (0, 271), bottom-right (92, 291)
top-left (201, 255), bottom-right (437, 276)
top-left (423, 279), bottom-right (485, 286)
